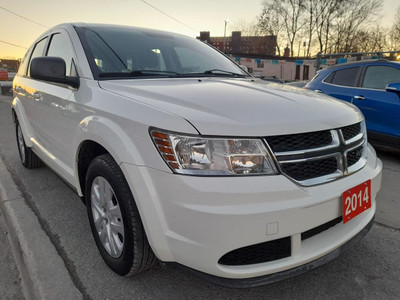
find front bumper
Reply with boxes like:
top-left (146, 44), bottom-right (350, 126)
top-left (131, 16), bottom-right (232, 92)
top-left (120, 144), bottom-right (382, 280)
top-left (174, 216), bottom-right (374, 288)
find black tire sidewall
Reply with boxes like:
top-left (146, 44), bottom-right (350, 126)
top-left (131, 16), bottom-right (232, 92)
top-left (15, 119), bottom-right (42, 169)
top-left (16, 121), bottom-right (28, 167)
top-left (85, 155), bottom-right (137, 276)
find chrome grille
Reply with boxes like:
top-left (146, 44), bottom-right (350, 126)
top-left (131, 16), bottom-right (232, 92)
top-left (265, 122), bottom-right (367, 186)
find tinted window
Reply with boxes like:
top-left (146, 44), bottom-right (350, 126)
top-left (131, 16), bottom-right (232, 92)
top-left (362, 65), bottom-right (400, 90)
top-left (323, 72), bottom-right (335, 83)
top-left (47, 33), bottom-right (74, 76)
top-left (330, 67), bottom-right (359, 87)
top-left (28, 37), bottom-right (48, 77)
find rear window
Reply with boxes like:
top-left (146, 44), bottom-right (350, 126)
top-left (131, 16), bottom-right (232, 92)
top-left (327, 67), bottom-right (359, 87)
top-left (323, 72), bottom-right (335, 83)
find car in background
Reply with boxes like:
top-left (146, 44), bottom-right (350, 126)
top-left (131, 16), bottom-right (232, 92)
top-left (285, 80), bottom-right (309, 88)
top-left (305, 60), bottom-right (400, 149)
top-left (257, 75), bottom-right (286, 83)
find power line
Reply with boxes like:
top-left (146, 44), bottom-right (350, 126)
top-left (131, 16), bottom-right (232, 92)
top-left (0, 40), bottom-right (27, 49)
top-left (139, 0), bottom-right (199, 33)
top-left (0, 6), bottom-right (49, 28)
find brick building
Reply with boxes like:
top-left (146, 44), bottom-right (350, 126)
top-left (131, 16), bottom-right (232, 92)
top-left (197, 31), bottom-right (277, 56)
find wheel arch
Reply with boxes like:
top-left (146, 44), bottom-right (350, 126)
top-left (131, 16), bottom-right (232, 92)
top-left (76, 140), bottom-right (109, 199)
top-left (11, 97), bottom-right (34, 148)
top-left (73, 116), bottom-right (149, 198)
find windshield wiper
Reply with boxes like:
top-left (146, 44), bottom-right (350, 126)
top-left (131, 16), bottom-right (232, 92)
top-left (99, 70), bottom-right (181, 78)
top-left (99, 69), bottom-right (248, 79)
top-left (203, 69), bottom-right (247, 77)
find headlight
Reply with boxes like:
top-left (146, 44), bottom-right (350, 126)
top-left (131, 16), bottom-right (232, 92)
top-left (150, 129), bottom-right (278, 176)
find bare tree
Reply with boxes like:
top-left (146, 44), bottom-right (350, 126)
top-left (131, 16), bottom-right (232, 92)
top-left (369, 26), bottom-right (387, 52)
top-left (231, 20), bottom-right (261, 36)
top-left (257, 0), bottom-right (385, 57)
top-left (258, 0), bottom-right (306, 57)
top-left (394, 7), bottom-right (400, 32)
top-left (258, 7), bottom-right (284, 55)
top-left (311, 0), bottom-right (343, 54)
top-left (329, 0), bottom-right (382, 53)
top-left (388, 7), bottom-right (400, 51)
top-left (301, 0), bottom-right (314, 57)
top-left (356, 26), bottom-right (387, 52)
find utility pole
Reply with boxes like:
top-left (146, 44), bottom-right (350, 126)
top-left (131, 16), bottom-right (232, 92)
top-left (224, 18), bottom-right (229, 52)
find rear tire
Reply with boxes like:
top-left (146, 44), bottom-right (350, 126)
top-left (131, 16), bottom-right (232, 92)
top-left (16, 120), bottom-right (43, 169)
top-left (85, 154), bottom-right (157, 276)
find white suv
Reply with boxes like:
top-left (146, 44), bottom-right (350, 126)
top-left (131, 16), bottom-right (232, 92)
top-left (12, 23), bottom-right (382, 287)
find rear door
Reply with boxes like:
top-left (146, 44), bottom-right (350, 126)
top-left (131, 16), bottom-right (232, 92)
top-left (318, 66), bottom-right (360, 103)
top-left (352, 65), bottom-right (400, 138)
top-left (14, 37), bottom-right (49, 138)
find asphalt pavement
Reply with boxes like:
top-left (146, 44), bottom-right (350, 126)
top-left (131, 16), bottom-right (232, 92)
top-left (0, 94), bottom-right (399, 299)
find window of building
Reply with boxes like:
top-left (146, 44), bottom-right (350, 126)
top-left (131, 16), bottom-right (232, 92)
top-left (257, 62), bottom-right (264, 68)
top-left (362, 66), bottom-right (400, 90)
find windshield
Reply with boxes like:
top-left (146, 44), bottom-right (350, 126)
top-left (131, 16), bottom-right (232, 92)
top-left (75, 25), bottom-right (249, 79)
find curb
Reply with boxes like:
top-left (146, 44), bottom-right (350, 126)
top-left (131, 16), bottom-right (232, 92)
top-left (0, 157), bottom-right (83, 300)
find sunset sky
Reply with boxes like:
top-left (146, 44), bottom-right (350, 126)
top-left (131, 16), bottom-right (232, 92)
top-left (1, 0), bottom-right (399, 59)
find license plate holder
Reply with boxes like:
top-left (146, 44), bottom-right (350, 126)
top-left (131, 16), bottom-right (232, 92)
top-left (342, 180), bottom-right (371, 224)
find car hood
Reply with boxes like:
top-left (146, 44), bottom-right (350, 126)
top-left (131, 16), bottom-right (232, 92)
top-left (99, 78), bottom-right (363, 136)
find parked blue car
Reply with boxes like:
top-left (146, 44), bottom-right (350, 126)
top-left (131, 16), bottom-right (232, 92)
top-left (306, 59), bottom-right (400, 149)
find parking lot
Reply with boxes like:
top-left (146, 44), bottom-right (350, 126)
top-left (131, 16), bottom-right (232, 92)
top-left (0, 94), bottom-right (399, 299)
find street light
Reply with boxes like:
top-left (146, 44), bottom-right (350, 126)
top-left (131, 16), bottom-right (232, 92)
top-left (224, 18), bottom-right (229, 52)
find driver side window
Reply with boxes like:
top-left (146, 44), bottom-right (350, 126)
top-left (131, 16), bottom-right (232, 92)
top-left (27, 37), bottom-right (48, 77)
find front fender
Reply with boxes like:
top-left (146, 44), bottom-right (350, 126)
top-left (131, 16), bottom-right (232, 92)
top-left (74, 115), bottom-right (144, 167)
top-left (12, 96), bottom-right (34, 148)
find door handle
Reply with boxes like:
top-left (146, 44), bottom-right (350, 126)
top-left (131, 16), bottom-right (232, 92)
top-left (354, 95), bottom-right (365, 100)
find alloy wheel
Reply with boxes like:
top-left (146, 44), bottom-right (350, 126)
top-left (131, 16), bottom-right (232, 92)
top-left (91, 176), bottom-right (125, 258)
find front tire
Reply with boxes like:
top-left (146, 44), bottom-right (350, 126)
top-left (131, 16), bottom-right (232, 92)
top-left (85, 154), bottom-right (157, 276)
top-left (16, 120), bottom-right (42, 169)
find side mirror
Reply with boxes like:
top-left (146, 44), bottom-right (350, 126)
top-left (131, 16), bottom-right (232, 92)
top-left (385, 82), bottom-right (400, 94)
top-left (30, 57), bottom-right (79, 89)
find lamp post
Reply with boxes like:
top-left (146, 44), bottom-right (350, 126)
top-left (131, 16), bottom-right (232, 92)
top-left (224, 18), bottom-right (229, 52)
